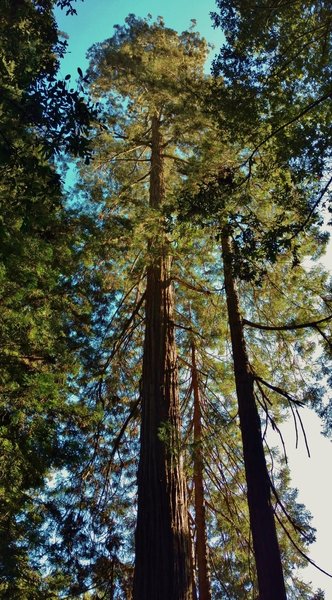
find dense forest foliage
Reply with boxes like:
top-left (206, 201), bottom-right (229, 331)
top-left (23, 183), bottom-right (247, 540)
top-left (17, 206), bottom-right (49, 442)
top-left (0, 1), bottom-right (331, 599)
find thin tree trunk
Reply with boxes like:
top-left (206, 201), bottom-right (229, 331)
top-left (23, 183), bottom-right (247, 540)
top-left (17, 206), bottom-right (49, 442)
top-left (133, 115), bottom-right (192, 600)
top-left (221, 228), bottom-right (287, 600)
top-left (188, 509), bottom-right (198, 600)
top-left (191, 342), bottom-right (212, 600)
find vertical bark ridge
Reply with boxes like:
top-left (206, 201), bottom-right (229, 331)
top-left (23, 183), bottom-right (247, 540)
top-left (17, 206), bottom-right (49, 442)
top-left (221, 229), bottom-right (287, 600)
top-left (133, 115), bottom-right (192, 600)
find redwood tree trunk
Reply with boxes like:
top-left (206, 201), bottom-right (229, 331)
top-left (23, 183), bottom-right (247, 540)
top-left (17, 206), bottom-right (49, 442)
top-left (191, 343), bottom-right (211, 600)
top-left (221, 229), bottom-right (287, 600)
top-left (133, 116), bottom-right (192, 600)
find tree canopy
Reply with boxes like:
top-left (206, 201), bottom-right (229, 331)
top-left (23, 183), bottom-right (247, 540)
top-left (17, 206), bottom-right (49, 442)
top-left (0, 3), bottom-right (331, 599)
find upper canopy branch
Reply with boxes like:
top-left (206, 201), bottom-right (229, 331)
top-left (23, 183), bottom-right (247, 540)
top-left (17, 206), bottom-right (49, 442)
top-left (243, 314), bottom-right (332, 332)
top-left (248, 90), bottom-right (332, 163)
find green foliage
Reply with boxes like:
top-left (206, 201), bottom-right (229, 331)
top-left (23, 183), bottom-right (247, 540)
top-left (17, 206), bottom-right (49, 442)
top-left (0, 0), bottom-right (98, 167)
top-left (55, 14), bottom-right (331, 598)
top-left (0, 0), bottom-right (103, 595)
top-left (1, 6), bottom-right (331, 598)
top-left (211, 0), bottom-right (332, 179)
top-left (176, 239), bottom-right (330, 598)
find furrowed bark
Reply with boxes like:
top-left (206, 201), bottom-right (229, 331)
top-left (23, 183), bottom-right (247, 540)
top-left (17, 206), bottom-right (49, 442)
top-left (191, 343), bottom-right (212, 600)
top-left (221, 229), bottom-right (287, 600)
top-left (133, 115), bottom-right (192, 600)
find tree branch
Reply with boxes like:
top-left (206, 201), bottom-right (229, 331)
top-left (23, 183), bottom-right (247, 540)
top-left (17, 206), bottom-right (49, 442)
top-left (243, 314), bottom-right (332, 332)
top-left (290, 174), bottom-right (332, 239)
top-left (254, 376), bottom-right (304, 407)
top-left (246, 89), bottom-right (332, 163)
top-left (173, 276), bottom-right (214, 295)
top-left (109, 398), bottom-right (141, 462)
top-left (275, 512), bottom-right (332, 579)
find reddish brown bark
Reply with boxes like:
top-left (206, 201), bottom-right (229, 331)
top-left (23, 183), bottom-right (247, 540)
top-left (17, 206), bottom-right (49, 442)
top-left (191, 343), bottom-right (212, 600)
top-left (221, 230), bottom-right (287, 600)
top-left (133, 116), bottom-right (192, 600)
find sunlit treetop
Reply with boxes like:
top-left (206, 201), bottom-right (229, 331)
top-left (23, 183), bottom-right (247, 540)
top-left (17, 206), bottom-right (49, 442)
top-left (86, 15), bottom-right (209, 117)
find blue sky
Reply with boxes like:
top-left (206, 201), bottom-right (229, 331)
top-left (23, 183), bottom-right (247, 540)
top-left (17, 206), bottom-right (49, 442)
top-left (55, 0), bottom-right (222, 78)
top-left (55, 1), bottom-right (332, 597)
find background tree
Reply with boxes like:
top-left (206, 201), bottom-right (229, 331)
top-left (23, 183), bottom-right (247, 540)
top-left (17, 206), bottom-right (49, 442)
top-left (211, 0), bottom-right (332, 227)
top-left (0, 0), bottom-right (99, 595)
top-left (206, 8), bottom-right (332, 590)
top-left (178, 116), bottom-right (331, 597)
top-left (175, 223), bottom-right (328, 599)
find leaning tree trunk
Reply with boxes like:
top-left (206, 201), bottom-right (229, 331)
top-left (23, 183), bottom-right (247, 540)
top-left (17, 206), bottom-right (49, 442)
top-left (191, 342), bottom-right (211, 600)
top-left (221, 229), bottom-right (287, 600)
top-left (133, 115), bottom-right (192, 600)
